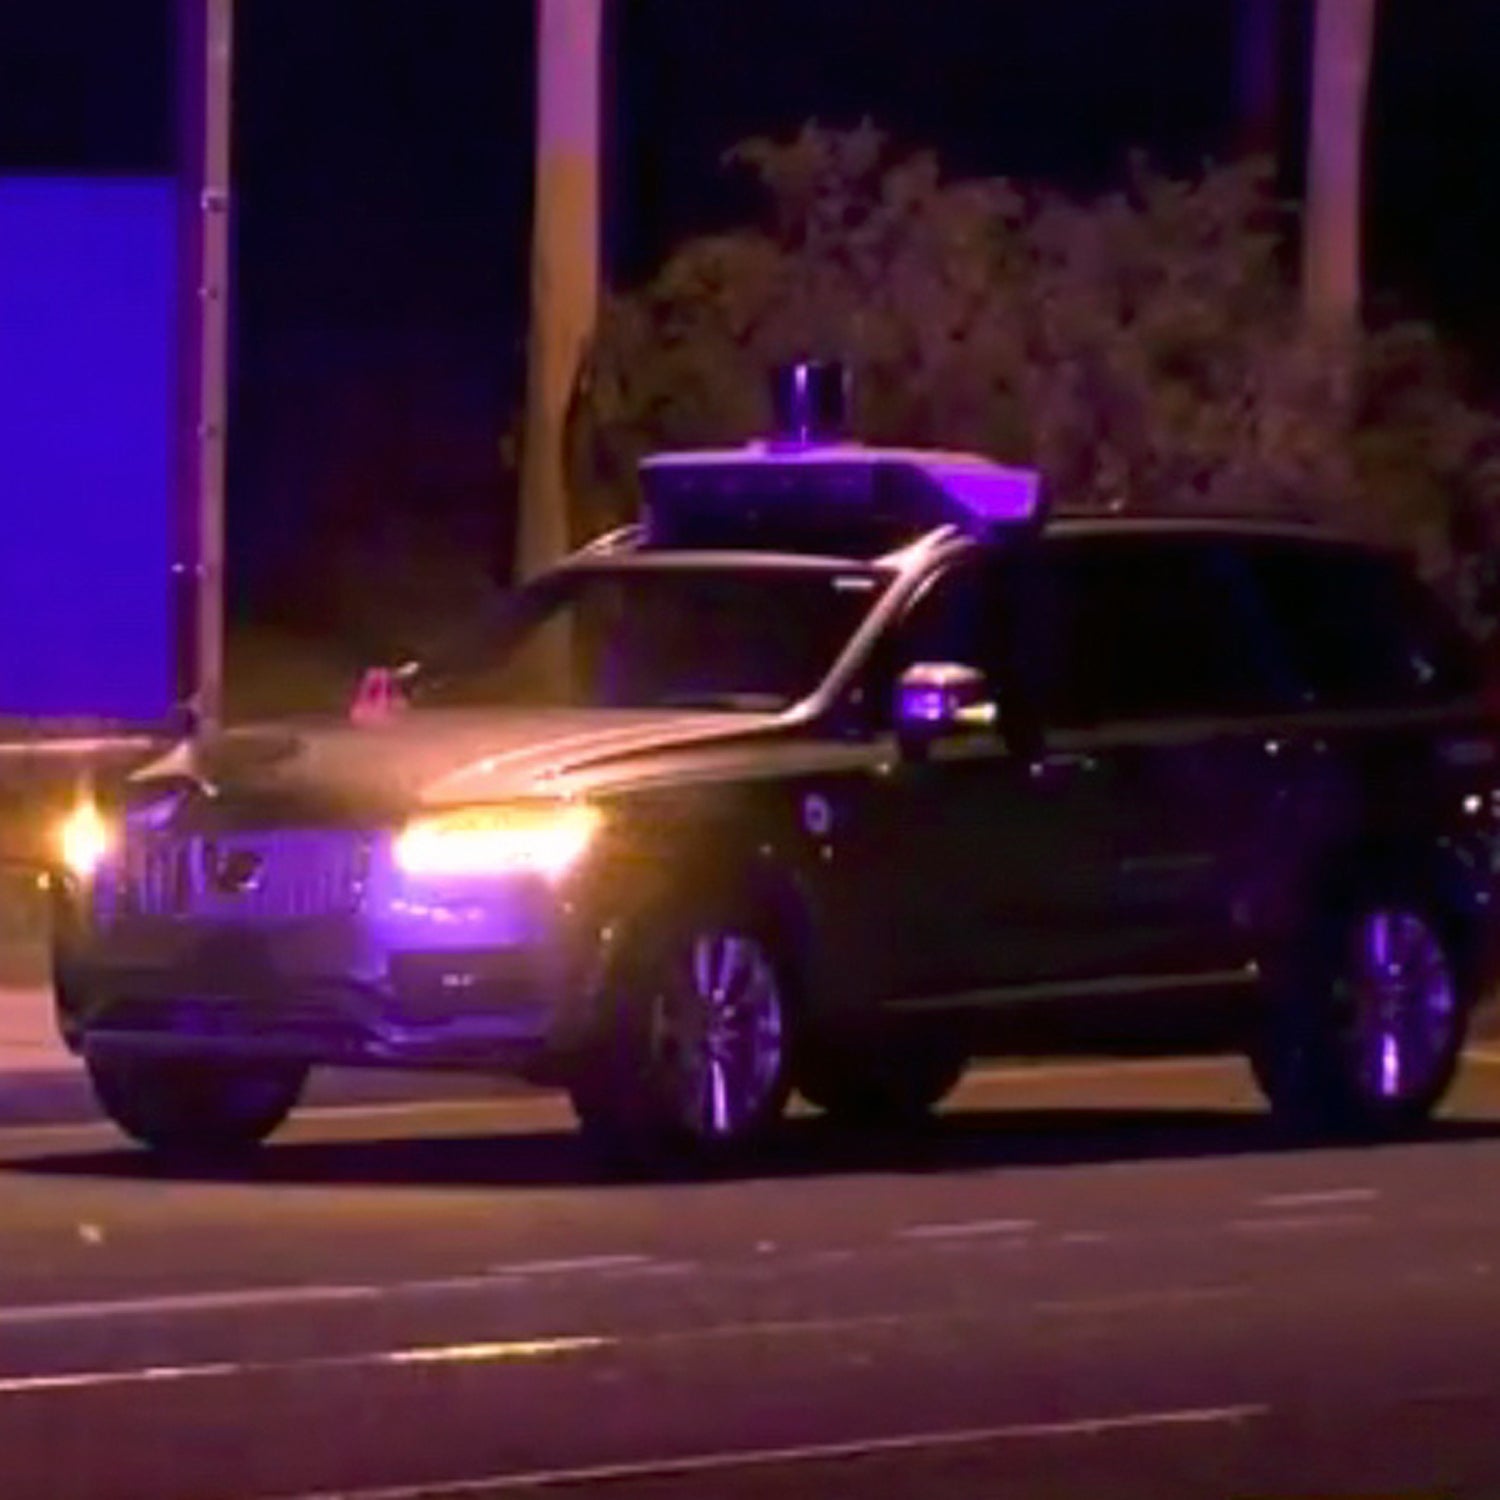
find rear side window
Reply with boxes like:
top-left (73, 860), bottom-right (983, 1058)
top-left (1026, 536), bottom-right (1291, 728)
top-left (1240, 543), bottom-right (1480, 710)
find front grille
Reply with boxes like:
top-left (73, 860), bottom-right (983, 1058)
top-left (115, 830), bottom-right (370, 922)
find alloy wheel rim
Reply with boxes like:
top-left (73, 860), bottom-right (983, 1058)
top-left (1342, 907), bottom-right (1457, 1106)
top-left (651, 930), bottom-right (786, 1140)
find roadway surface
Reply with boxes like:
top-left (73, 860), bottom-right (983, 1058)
top-left (7, 1054), bottom-right (1500, 1499)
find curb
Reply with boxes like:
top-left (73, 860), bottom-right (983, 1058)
top-left (0, 1063), bottom-right (539, 1131)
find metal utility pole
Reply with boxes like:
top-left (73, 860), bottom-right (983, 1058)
top-left (1302, 0), bottom-right (1379, 331)
top-left (516, 0), bottom-right (603, 580)
top-left (176, 0), bottom-right (235, 733)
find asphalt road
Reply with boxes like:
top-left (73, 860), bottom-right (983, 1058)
top-left (7, 1055), bottom-right (1500, 1499)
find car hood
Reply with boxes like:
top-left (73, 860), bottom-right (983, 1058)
top-left (134, 707), bottom-right (781, 817)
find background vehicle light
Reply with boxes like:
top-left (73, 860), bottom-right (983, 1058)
top-left (394, 803), bottom-right (600, 880)
top-left (56, 799), bottom-right (116, 880)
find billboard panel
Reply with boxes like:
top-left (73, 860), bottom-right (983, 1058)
top-left (0, 177), bottom-right (179, 726)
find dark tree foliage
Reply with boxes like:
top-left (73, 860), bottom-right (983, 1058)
top-left (572, 124), bottom-right (1500, 616)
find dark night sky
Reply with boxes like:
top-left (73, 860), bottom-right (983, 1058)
top-left (2, 1), bottom-right (1498, 620)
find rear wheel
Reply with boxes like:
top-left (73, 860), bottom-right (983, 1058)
top-left (568, 914), bottom-right (794, 1168)
top-left (87, 1053), bottom-right (306, 1156)
top-left (1251, 896), bottom-right (1469, 1136)
top-left (798, 1036), bottom-right (968, 1126)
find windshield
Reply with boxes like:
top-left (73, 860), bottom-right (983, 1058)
top-left (413, 563), bottom-right (890, 712)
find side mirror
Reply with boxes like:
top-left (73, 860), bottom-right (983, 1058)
top-left (894, 662), bottom-right (997, 757)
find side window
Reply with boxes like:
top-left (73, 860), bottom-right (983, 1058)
top-left (1037, 537), bottom-right (1291, 728)
top-left (1243, 544), bottom-right (1480, 710)
top-left (893, 562), bottom-right (993, 671)
top-left (855, 557), bottom-right (1001, 730)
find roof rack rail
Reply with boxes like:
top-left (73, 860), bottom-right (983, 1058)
top-left (573, 522), bottom-right (645, 558)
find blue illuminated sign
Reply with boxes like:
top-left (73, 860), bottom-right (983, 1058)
top-left (0, 177), bottom-right (178, 725)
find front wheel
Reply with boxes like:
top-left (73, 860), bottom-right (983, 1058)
top-left (87, 1053), bottom-right (307, 1156)
top-left (1251, 898), bottom-right (1469, 1136)
top-left (568, 915), bottom-right (793, 1168)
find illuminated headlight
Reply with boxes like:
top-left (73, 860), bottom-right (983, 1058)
top-left (394, 803), bottom-right (601, 880)
top-left (55, 799), bottom-right (117, 881)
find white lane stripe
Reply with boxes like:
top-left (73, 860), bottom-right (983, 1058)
top-left (603, 1259), bottom-right (699, 1279)
top-left (0, 1362), bottom-right (244, 1395)
top-left (1034, 1286), bottom-right (1245, 1316)
top-left (279, 1403), bottom-right (1271, 1500)
top-left (0, 1261), bottom-right (648, 1328)
top-left (0, 1282), bottom-right (377, 1327)
top-left (0, 1335), bottom-right (605, 1398)
top-left (1255, 1187), bottom-right (1378, 1210)
top-left (896, 1218), bottom-right (1035, 1241)
top-left (487, 1254), bottom-right (651, 1277)
top-left (1228, 1212), bottom-right (1374, 1235)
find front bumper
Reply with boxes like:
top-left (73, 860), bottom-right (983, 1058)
top-left (51, 853), bottom-right (612, 1079)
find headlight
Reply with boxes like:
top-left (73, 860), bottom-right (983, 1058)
top-left (394, 803), bottom-right (601, 880)
top-left (55, 799), bottom-right (117, 880)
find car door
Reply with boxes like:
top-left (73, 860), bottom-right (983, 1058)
top-left (836, 548), bottom-right (1129, 1007)
top-left (1024, 531), bottom-right (1309, 987)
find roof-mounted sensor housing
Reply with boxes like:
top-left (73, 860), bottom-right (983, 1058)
top-left (638, 362), bottom-right (1044, 557)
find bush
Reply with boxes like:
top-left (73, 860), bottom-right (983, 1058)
top-left (571, 124), bottom-right (1500, 617)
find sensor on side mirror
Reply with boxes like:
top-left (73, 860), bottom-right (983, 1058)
top-left (894, 662), bottom-right (996, 755)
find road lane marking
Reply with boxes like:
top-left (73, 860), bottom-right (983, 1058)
top-left (0, 1282), bottom-right (378, 1326)
top-left (895, 1218), bottom-right (1035, 1241)
top-left (0, 1259), bottom-right (651, 1329)
top-left (1228, 1212), bottom-right (1374, 1236)
top-left (602, 1259), bottom-right (699, 1279)
top-left (1033, 1286), bottom-right (1246, 1317)
top-left (0, 1334), bottom-right (607, 1398)
top-left (279, 1402), bottom-right (1271, 1500)
top-left (0, 1362), bottom-right (244, 1395)
top-left (0, 1310), bottom-right (944, 1399)
top-left (385, 1339), bottom-right (604, 1368)
top-left (1254, 1187), bottom-right (1378, 1210)
top-left (486, 1254), bottom-right (651, 1277)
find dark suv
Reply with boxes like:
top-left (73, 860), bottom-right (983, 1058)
top-left (51, 384), bottom-right (1500, 1165)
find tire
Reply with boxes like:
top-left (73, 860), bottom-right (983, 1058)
top-left (87, 1052), bottom-right (307, 1156)
top-left (798, 1037), bottom-right (967, 1127)
top-left (1250, 892), bottom-right (1470, 1137)
top-left (567, 910), bottom-right (794, 1170)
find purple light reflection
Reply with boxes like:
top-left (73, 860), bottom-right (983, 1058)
top-left (0, 178), bottom-right (178, 725)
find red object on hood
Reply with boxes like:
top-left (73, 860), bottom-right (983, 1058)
top-left (349, 666), bottom-right (408, 726)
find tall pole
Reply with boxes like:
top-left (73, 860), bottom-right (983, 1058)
top-left (516, 0), bottom-right (603, 580)
top-left (177, 0), bottom-right (234, 733)
top-left (1302, 0), bottom-right (1379, 331)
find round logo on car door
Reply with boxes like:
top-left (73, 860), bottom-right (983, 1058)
top-left (801, 792), bottom-right (833, 838)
